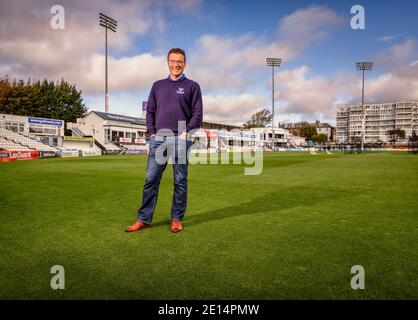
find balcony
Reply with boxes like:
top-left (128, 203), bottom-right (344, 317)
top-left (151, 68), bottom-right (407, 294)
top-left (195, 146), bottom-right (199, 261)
top-left (396, 110), bottom-right (413, 114)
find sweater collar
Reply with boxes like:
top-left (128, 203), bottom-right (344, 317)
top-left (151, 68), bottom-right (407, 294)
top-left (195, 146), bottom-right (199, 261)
top-left (168, 74), bottom-right (186, 82)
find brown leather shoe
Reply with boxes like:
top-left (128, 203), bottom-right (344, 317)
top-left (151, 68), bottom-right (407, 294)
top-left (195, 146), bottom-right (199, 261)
top-left (125, 220), bottom-right (150, 232)
top-left (171, 220), bottom-right (183, 233)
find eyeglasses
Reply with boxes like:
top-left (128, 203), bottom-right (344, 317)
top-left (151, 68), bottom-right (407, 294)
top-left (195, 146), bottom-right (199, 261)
top-left (168, 59), bottom-right (185, 65)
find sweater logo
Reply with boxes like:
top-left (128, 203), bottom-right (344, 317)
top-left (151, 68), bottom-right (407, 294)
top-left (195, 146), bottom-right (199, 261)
top-left (176, 88), bottom-right (184, 94)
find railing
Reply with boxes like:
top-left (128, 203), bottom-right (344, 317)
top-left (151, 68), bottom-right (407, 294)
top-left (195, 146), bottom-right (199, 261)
top-left (71, 127), bottom-right (85, 137)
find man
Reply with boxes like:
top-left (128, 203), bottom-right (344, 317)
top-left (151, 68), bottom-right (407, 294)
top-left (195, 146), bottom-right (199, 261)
top-left (126, 48), bottom-right (203, 233)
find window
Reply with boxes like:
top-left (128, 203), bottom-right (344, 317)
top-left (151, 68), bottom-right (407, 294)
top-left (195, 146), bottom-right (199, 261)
top-left (39, 136), bottom-right (49, 145)
top-left (6, 122), bottom-right (21, 133)
top-left (104, 129), bottom-right (110, 143)
top-left (44, 128), bottom-right (57, 135)
top-left (29, 125), bottom-right (43, 133)
top-left (28, 124), bottom-right (58, 135)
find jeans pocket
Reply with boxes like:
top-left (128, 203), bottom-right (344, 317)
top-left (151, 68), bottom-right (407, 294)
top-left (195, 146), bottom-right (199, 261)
top-left (148, 136), bottom-right (156, 154)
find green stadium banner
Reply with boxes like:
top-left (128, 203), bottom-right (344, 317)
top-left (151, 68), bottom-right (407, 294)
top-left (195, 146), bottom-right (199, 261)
top-left (64, 136), bottom-right (95, 141)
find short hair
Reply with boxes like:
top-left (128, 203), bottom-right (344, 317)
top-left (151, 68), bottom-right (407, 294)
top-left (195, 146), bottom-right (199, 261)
top-left (167, 48), bottom-right (186, 63)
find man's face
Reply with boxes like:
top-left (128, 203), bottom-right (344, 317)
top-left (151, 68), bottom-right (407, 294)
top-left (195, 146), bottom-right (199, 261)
top-left (167, 53), bottom-right (186, 79)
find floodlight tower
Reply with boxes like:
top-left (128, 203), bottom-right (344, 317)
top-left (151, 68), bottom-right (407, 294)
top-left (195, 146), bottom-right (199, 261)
top-left (356, 61), bottom-right (373, 151)
top-left (266, 57), bottom-right (282, 150)
top-left (99, 13), bottom-right (117, 113)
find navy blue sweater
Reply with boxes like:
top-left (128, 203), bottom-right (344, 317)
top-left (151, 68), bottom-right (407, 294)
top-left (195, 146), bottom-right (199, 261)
top-left (146, 75), bottom-right (203, 136)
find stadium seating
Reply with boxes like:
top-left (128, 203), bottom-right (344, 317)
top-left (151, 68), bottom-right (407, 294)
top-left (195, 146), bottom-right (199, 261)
top-left (0, 128), bottom-right (59, 152)
top-left (0, 137), bottom-right (31, 151)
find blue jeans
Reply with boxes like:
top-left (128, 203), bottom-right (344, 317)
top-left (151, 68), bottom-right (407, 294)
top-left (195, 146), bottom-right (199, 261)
top-left (137, 135), bottom-right (193, 224)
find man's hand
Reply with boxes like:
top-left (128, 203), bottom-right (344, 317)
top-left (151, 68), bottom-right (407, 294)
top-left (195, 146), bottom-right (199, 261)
top-left (179, 131), bottom-right (187, 140)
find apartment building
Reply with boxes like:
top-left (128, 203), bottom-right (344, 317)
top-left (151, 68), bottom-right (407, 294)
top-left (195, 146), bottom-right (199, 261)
top-left (336, 101), bottom-right (418, 143)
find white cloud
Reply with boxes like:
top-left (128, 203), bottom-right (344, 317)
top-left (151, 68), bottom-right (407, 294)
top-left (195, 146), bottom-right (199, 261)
top-left (189, 5), bottom-right (344, 91)
top-left (270, 38), bottom-right (418, 121)
top-left (202, 94), bottom-right (266, 125)
top-left (365, 67), bottom-right (418, 102)
top-left (0, 0), bottom-right (190, 91)
top-left (275, 66), bottom-right (341, 116)
top-left (166, 0), bottom-right (203, 14)
top-left (278, 5), bottom-right (343, 50)
top-left (377, 35), bottom-right (399, 42)
top-left (0, 3), bottom-right (343, 95)
top-left (339, 39), bottom-right (418, 104)
top-left (73, 53), bottom-right (167, 94)
top-left (375, 39), bottom-right (417, 71)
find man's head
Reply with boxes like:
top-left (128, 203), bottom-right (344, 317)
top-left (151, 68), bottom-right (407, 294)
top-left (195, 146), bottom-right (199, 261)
top-left (167, 48), bottom-right (186, 80)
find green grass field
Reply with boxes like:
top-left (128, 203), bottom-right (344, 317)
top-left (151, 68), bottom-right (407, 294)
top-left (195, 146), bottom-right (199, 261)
top-left (0, 152), bottom-right (417, 300)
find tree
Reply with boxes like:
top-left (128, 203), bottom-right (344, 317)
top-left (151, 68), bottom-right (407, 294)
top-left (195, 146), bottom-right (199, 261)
top-left (0, 76), bottom-right (88, 130)
top-left (243, 108), bottom-right (273, 128)
top-left (409, 129), bottom-right (417, 154)
top-left (350, 136), bottom-right (362, 148)
top-left (299, 122), bottom-right (317, 140)
top-left (312, 133), bottom-right (328, 145)
top-left (387, 129), bottom-right (406, 146)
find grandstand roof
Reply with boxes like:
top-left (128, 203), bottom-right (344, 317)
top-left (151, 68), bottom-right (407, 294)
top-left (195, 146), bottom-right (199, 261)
top-left (91, 111), bottom-right (146, 125)
top-left (202, 121), bottom-right (241, 130)
top-left (89, 111), bottom-right (241, 130)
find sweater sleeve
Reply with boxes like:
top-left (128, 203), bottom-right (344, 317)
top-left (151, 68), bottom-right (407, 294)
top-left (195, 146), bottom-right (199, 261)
top-left (186, 83), bottom-right (203, 132)
top-left (146, 84), bottom-right (156, 136)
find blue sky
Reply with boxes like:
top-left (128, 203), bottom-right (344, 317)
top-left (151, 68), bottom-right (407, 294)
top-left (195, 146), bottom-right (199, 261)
top-left (1, 0), bottom-right (418, 125)
top-left (120, 0), bottom-right (418, 73)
